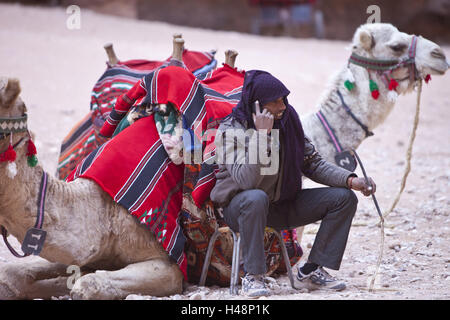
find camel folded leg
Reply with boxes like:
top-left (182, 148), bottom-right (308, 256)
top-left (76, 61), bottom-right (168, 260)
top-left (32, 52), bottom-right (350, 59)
top-left (70, 259), bottom-right (184, 300)
top-left (0, 259), bottom-right (71, 300)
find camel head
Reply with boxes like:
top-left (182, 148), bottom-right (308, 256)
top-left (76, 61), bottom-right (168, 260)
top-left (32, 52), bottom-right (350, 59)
top-left (0, 78), bottom-right (26, 116)
top-left (351, 23), bottom-right (449, 94)
top-left (0, 78), bottom-right (28, 147)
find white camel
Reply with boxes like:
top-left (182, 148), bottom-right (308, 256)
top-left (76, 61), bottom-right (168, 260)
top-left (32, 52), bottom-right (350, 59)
top-left (300, 23), bottom-right (448, 166)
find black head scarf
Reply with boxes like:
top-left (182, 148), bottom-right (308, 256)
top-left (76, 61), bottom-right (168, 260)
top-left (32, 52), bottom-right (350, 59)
top-left (231, 70), bottom-right (305, 202)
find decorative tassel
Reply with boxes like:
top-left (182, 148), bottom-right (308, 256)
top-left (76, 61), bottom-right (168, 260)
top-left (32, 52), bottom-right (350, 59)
top-left (388, 78), bottom-right (399, 91)
top-left (1, 144), bottom-right (17, 162)
top-left (6, 162), bottom-right (17, 179)
top-left (27, 154), bottom-right (38, 167)
top-left (424, 74), bottom-right (431, 84)
top-left (26, 139), bottom-right (37, 157)
top-left (369, 79), bottom-right (379, 100)
top-left (387, 90), bottom-right (398, 103)
top-left (344, 68), bottom-right (355, 91)
top-left (344, 80), bottom-right (355, 91)
top-left (26, 138), bottom-right (38, 167)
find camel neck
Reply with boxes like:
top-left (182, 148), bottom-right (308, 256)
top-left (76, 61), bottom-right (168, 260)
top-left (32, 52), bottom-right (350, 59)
top-left (0, 143), bottom-right (46, 241)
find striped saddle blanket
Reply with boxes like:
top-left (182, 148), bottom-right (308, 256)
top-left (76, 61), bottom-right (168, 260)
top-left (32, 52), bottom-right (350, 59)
top-left (57, 49), bottom-right (217, 180)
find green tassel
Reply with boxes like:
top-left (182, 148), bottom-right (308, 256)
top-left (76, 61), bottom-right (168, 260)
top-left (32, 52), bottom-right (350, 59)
top-left (27, 155), bottom-right (38, 167)
top-left (344, 80), bottom-right (355, 91)
top-left (369, 79), bottom-right (379, 92)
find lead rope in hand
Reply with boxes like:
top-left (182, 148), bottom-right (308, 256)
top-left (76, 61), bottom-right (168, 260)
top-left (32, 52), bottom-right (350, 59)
top-left (351, 148), bottom-right (385, 292)
top-left (351, 80), bottom-right (423, 292)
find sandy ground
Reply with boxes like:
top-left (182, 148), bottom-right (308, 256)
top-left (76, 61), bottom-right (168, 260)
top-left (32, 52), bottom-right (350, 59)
top-left (0, 3), bottom-right (449, 300)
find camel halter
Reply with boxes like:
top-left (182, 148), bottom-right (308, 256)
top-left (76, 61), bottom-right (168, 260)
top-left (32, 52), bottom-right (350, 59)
top-left (0, 114), bottom-right (28, 140)
top-left (346, 35), bottom-right (431, 97)
top-left (0, 114), bottom-right (38, 168)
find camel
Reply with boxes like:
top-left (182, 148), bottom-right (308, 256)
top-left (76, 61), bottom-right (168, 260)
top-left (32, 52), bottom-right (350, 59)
top-left (0, 77), bottom-right (185, 300)
top-left (300, 23), bottom-right (448, 166)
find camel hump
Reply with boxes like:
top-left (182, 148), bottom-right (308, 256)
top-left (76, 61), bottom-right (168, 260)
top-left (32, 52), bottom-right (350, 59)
top-left (0, 78), bottom-right (21, 108)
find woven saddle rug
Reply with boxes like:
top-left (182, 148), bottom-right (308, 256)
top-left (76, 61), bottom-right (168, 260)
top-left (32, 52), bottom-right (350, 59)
top-left (67, 65), bottom-right (302, 284)
top-left (57, 49), bottom-right (217, 180)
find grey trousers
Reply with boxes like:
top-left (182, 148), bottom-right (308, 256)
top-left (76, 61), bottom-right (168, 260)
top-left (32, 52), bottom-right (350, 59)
top-left (222, 187), bottom-right (358, 275)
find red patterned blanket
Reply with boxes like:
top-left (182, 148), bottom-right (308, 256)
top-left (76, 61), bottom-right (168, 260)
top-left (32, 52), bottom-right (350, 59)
top-left (57, 49), bottom-right (217, 180)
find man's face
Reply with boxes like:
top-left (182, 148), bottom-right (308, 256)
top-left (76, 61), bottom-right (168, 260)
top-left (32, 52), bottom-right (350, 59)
top-left (262, 97), bottom-right (286, 120)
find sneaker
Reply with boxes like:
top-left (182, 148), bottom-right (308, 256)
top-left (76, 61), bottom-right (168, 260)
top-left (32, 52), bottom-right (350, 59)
top-left (297, 265), bottom-right (346, 291)
top-left (240, 273), bottom-right (271, 297)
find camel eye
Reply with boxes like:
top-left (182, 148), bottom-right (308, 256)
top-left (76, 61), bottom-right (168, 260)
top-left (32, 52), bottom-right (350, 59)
top-left (390, 43), bottom-right (407, 53)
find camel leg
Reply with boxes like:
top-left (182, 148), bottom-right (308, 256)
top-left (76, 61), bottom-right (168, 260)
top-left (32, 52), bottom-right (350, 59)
top-left (70, 259), bottom-right (184, 300)
top-left (0, 259), bottom-right (71, 300)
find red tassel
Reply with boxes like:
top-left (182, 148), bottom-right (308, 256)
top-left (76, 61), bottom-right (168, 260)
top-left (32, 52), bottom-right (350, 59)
top-left (27, 139), bottom-right (37, 157)
top-left (0, 144), bottom-right (17, 162)
top-left (388, 78), bottom-right (399, 91)
top-left (425, 74), bottom-right (431, 84)
top-left (371, 89), bottom-right (380, 100)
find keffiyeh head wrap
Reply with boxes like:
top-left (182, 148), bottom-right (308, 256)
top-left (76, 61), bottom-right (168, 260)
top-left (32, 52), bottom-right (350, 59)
top-left (231, 70), bottom-right (305, 201)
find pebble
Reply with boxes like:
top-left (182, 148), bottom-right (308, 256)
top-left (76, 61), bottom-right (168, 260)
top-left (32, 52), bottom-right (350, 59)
top-left (189, 292), bottom-right (205, 300)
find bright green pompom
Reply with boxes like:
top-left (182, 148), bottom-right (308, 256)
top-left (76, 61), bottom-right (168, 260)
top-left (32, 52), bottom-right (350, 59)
top-left (369, 79), bottom-right (379, 92)
top-left (27, 155), bottom-right (38, 167)
top-left (344, 80), bottom-right (355, 91)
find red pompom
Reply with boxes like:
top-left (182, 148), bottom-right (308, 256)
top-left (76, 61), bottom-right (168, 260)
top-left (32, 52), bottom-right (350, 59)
top-left (371, 89), bottom-right (380, 100)
top-left (27, 139), bottom-right (37, 157)
top-left (388, 78), bottom-right (399, 91)
top-left (0, 144), bottom-right (17, 162)
top-left (425, 74), bottom-right (431, 84)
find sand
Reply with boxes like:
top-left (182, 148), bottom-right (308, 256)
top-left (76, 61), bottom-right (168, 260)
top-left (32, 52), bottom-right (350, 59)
top-left (0, 3), bottom-right (449, 300)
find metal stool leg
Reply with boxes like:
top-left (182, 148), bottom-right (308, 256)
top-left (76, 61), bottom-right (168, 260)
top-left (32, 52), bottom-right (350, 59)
top-left (230, 229), bottom-right (241, 295)
top-left (272, 229), bottom-right (298, 289)
top-left (199, 227), bottom-right (221, 286)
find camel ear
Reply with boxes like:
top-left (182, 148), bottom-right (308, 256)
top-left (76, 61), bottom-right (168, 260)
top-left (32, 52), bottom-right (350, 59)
top-left (0, 78), bottom-right (21, 108)
top-left (358, 29), bottom-right (375, 51)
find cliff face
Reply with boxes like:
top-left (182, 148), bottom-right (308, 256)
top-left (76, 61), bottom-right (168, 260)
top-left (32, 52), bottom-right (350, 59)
top-left (54, 0), bottom-right (450, 43)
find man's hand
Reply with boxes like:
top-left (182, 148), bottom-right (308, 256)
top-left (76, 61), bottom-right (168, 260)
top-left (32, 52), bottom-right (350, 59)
top-left (252, 101), bottom-right (274, 133)
top-left (348, 176), bottom-right (376, 196)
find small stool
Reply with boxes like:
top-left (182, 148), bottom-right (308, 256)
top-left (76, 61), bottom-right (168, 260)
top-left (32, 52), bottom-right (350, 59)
top-left (199, 226), bottom-right (297, 294)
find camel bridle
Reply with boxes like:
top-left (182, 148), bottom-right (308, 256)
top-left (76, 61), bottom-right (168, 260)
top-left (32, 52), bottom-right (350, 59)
top-left (0, 114), bottom-right (28, 141)
top-left (348, 35), bottom-right (421, 88)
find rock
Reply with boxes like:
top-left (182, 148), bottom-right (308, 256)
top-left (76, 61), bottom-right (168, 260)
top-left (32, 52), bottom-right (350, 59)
top-left (126, 294), bottom-right (147, 300)
top-left (190, 292), bottom-right (204, 300)
top-left (389, 243), bottom-right (401, 252)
